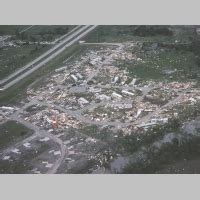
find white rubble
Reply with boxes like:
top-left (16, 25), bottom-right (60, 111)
top-left (23, 142), bottom-right (31, 148)
top-left (54, 151), bottom-right (61, 156)
top-left (3, 156), bottom-right (11, 160)
top-left (11, 148), bottom-right (21, 154)
top-left (39, 137), bottom-right (50, 142)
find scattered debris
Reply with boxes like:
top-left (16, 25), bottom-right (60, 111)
top-left (39, 137), bottom-right (50, 142)
top-left (54, 151), bottom-right (61, 156)
top-left (3, 156), bottom-right (11, 160)
top-left (23, 142), bottom-right (31, 148)
top-left (11, 148), bottom-right (21, 154)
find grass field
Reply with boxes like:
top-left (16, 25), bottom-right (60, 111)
top-left (25, 25), bottom-right (74, 35)
top-left (14, 25), bottom-right (75, 42)
top-left (116, 48), bottom-right (199, 82)
top-left (0, 25), bottom-right (28, 35)
top-left (0, 25), bottom-right (76, 79)
top-left (0, 44), bottom-right (82, 105)
top-left (0, 25), bottom-right (75, 39)
top-left (0, 138), bottom-right (54, 174)
top-left (0, 120), bottom-right (33, 150)
top-left (0, 44), bottom-right (50, 79)
top-left (84, 25), bottom-right (198, 43)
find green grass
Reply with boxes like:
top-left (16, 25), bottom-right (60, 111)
top-left (0, 25), bottom-right (28, 35)
top-left (25, 25), bottom-right (74, 35)
top-left (0, 43), bottom-right (101, 106)
top-left (85, 25), bottom-right (197, 43)
top-left (0, 25), bottom-right (77, 79)
top-left (0, 44), bottom-right (50, 79)
top-left (0, 120), bottom-right (33, 150)
top-left (117, 49), bottom-right (199, 81)
top-left (0, 25), bottom-right (75, 41)
top-left (120, 103), bottom-right (200, 173)
top-left (0, 44), bottom-right (82, 105)
top-left (123, 135), bottom-right (200, 174)
top-left (0, 139), bottom-right (52, 174)
top-left (16, 25), bottom-right (75, 42)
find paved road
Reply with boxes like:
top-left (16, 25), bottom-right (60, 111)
top-left (0, 26), bottom-right (84, 84)
top-left (13, 117), bottom-right (67, 174)
top-left (0, 41), bottom-right (189, 173)
top-left (35, 83), bottom-right (182, 129)
top-left (0, 82), bottom-right (185, 174)
top-left (0, 25), bottom-right (98, 90)
top-left (81, 42), bottom-right (139, 46)
top-left (2, 90), bottom-right (183, 173)
top-left (8, 101), bottom-right (67, 174)
top-left (52, 25), bottom-right (82, 44)
top-left (133, 93), bottom-right (184, 125)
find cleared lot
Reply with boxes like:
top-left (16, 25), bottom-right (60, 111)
top-left (0, 135), bottom-right (60, 174)
top-left (0, 120), bottom-right (33, 150)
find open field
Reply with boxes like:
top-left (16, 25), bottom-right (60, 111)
top-left (0, 120), bottom-right (33, 150)
top-left (116, 48), bottom-right (199, 81)
top-left (85, 25), bottom-right (200, 43)
top-left (0, 44), bottom-right (50, 79)
top-left (0, 44), bottom-right (82, 105)
top-left (0, 135), bottom-right (60, 174)
top-left (23, 25), bottom-right (75, 41)
top-left (0, 25), bottom-right (75, 40)
top-left (0, 42), bottom-right (98, 106)
top-left (0, 25), bottom-right (76, 79)
top-left (0, 25), bottom-right (28, 35)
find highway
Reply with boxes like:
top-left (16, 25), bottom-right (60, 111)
top-left (0, 25), bottom-right (85, 85)
top-left (0, 25), bottom-right (98, 91)
top-left (1, 39), bottom-right (185, 173)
